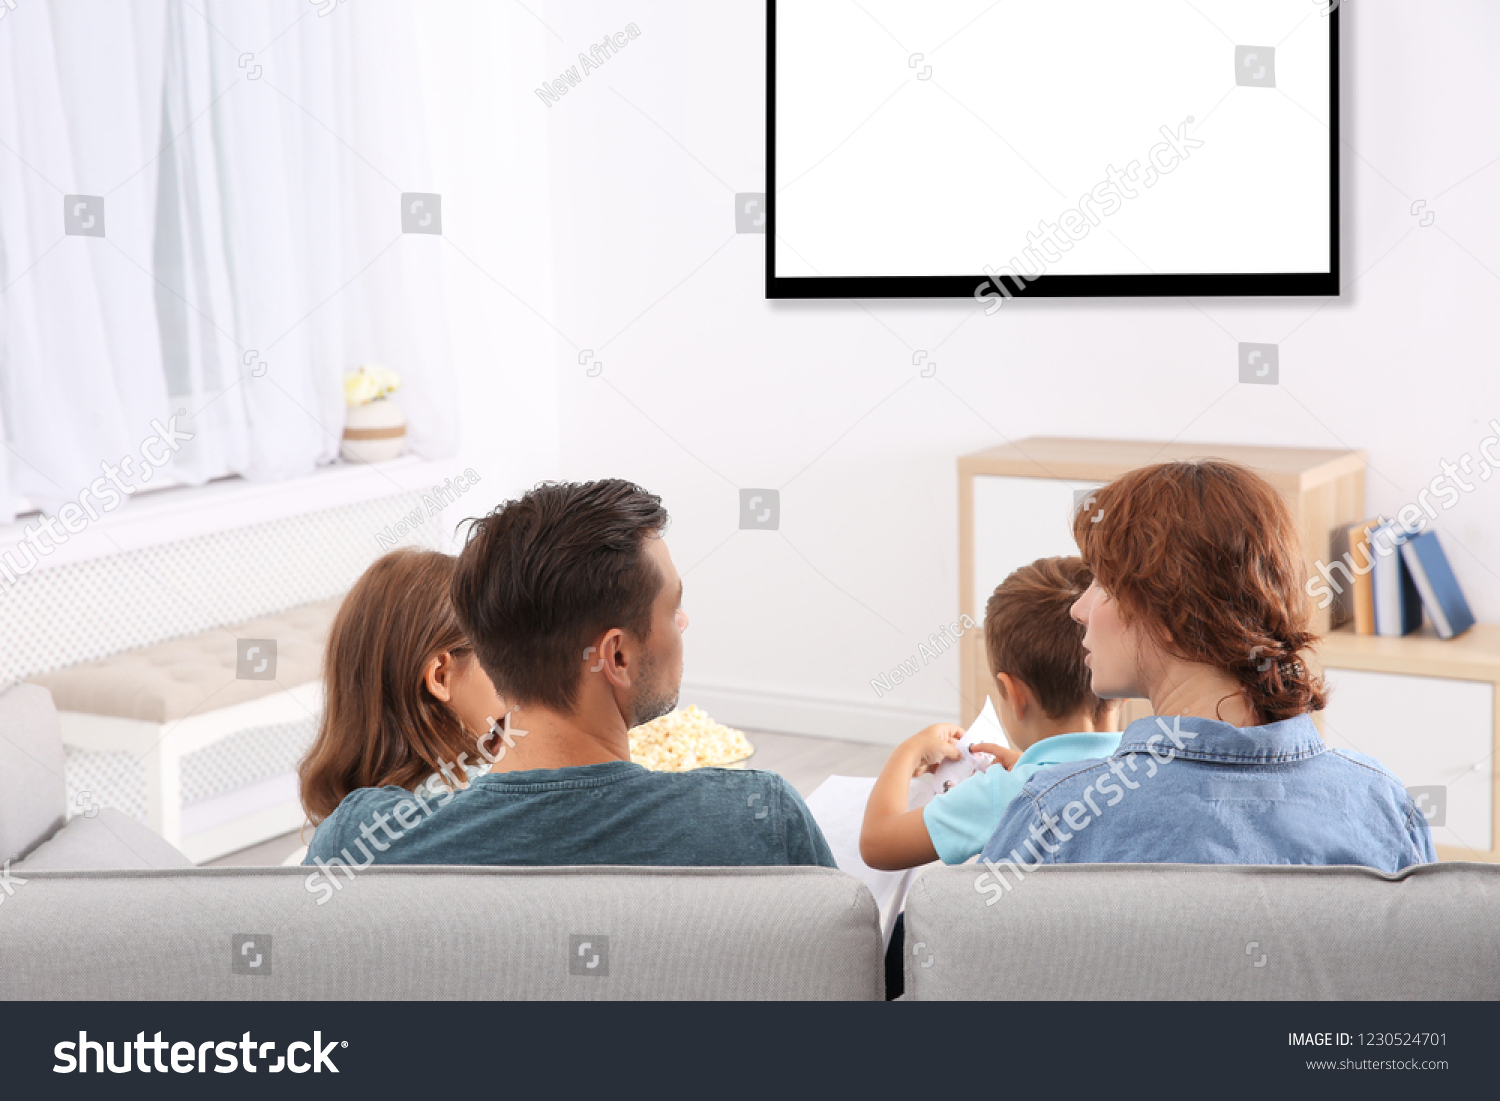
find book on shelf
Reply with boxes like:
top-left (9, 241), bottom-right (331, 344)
top-left (1328, 523), bottom-right (1354, 629)
top-left (1400, 530), bottom-right (1476, 640)
top-left (1371, 520), bottom-right (1423, 637)
top-left (1352, 519), bottom-right (1381, 635)
top-left (1329, 517), bottom-right (1382, 634)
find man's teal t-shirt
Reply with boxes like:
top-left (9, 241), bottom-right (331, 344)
top-left (923, 732), bottom-right (1122, 865)
top-left (304, 761), bottom-right (837, 870)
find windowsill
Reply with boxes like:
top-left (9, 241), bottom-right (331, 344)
top-left (0, 456), bottom-right (459, 576)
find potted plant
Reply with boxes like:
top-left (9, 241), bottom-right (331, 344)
top-left (341, 365), bottom-right (406, 463)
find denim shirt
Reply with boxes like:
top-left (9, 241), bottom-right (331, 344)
top-left (979, 713), bottom-right (1435, 875)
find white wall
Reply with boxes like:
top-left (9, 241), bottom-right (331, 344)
top-left (433, 1), bottom-right (1500, 743)
top-left (412, 2), bottom-right (563, 520)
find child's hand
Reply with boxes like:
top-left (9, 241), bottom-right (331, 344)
top-left (972, 742), bottom-right (1022, 771)
top-left (906, 724), bottom-right (965, 777)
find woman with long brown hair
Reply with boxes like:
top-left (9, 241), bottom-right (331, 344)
top-left (299, 548), bottom-right (506, 826)
top-left (977, 459), bottom-right (1433, 882)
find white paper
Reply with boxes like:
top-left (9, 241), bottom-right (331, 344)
top-left (803, 701), bottom-right (1011, 945)
top-left (912, 698), bottom-right (1007, 808)
top-left (803, 775), bottom-right (916, 947)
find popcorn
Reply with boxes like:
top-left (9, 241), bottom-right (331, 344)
top-left (627, 705), bottom-right (754, 772)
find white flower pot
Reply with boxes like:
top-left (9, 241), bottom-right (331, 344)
top-left (342, 397), bottom-right (407, 463)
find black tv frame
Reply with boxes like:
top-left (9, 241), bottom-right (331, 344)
top-left (765, 2), bottom-right (1340, 300)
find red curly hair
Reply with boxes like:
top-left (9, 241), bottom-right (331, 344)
top-left (1073, 459), bottom-right (1327, 723)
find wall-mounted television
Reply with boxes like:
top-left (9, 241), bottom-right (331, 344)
top-left (767, 0), bottom-right (1339, 300)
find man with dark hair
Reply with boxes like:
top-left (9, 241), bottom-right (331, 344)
top-left (306, 478), bottom-right (834, 870)
top-left (450, 478), bottom-right (680, 727)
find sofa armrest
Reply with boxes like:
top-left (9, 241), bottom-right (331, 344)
top-left (15, 808), bottom-right (192, 871)
top-left (0, 684), bottom-right (65, 861)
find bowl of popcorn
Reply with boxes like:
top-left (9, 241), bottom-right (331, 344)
top-left (627, 705), bottom-right (754, 772)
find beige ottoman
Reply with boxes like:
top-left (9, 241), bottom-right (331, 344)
top-left (30, 599), bottom-right (338, 863)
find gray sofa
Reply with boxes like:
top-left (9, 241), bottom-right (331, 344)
top-left (3, 865), bottom-right (883, 1000)
top-left (0, 683), bottom-right (885, 1000)
top-left (1, 684), bottom-right (191, 873)
top-left (903, 862), bottom-right (1500, 999)
top-left (6, 683), bottom-right (1499, 1001)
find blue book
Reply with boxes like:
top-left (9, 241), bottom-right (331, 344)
top-left (1371, 521), bottom-right (1422, 637)
top-left (1400, 531), bottom-right (1475, 639)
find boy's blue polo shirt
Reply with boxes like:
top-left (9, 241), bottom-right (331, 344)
top-left (923, 732), bottom-right (1121, 865)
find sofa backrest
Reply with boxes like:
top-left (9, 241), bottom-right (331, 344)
top-left (0, 684), bottom-right (65, 861)
top-left (1, 866), bottom-right (884, 1000)
top-left (904, 862), bottom-right (1500, 1000)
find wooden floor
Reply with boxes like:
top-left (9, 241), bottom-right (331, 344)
top-left (205, 728), bottom-right (896, 867)
top-left (733, 729), bottom-right (894, 796)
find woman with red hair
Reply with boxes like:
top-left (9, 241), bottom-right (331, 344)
top-left (978, 460), bottom-right (1433, 880)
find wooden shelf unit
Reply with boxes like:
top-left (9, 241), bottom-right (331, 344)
top-left (1317, 623), bottom-right (1500, 683)
top-left (1315, 625), bottom-right (1500, 863)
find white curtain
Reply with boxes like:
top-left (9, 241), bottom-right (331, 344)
top-left (0, 2), bottom-right (171, 518)
top-left (0, 0), bottom-right (454, 520)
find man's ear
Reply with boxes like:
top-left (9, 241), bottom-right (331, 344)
top-left (995, 672), bottom-right (1030, 717)
top-left (588, 629), bottom-right (633, 690)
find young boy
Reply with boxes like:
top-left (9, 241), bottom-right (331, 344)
top-left (860, 556), bottom-right (1122, 870)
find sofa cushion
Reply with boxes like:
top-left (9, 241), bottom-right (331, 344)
top-left (14, 808), bottom-right (192, 871)
top-left (0, 866), bottom-right (883, 999)
top-left (29, 599), bottom-right (338, 723)
top-left (904, 862), bottom-right (1500, 1000)
top-left (0, 684), bottom-right (65, 861)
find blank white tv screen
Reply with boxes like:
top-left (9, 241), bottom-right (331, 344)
top-left (769, 0), bottom-right (1338, 298)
